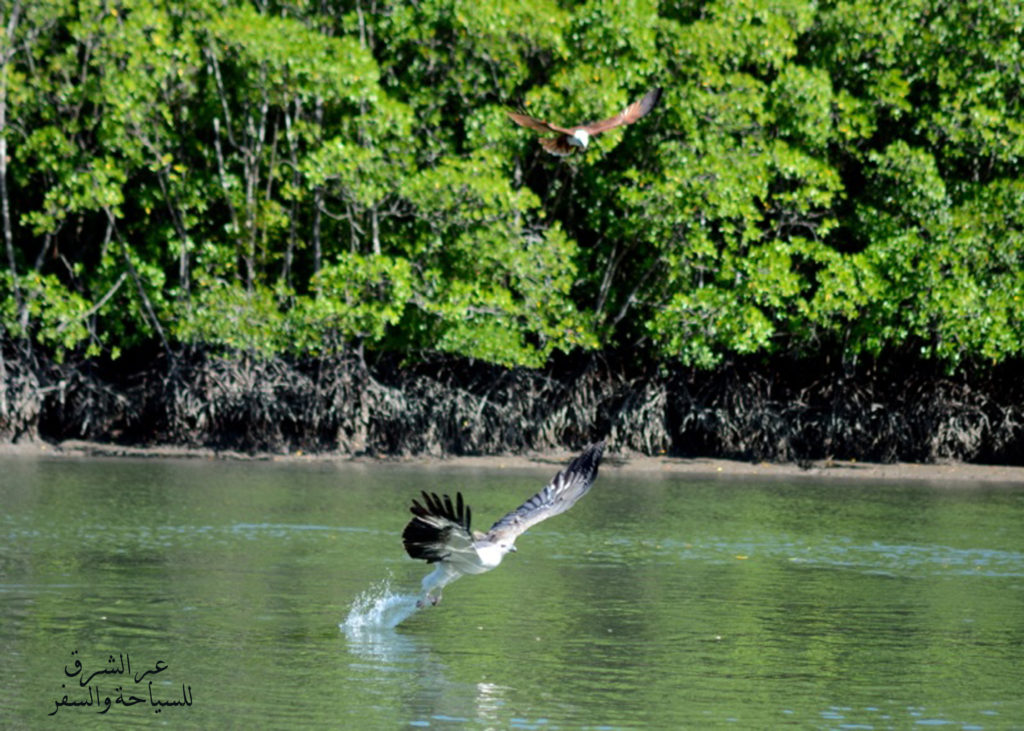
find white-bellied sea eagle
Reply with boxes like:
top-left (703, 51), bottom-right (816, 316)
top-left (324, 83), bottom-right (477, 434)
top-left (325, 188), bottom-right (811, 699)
top-left (402, 442), bottom-right (606, 606)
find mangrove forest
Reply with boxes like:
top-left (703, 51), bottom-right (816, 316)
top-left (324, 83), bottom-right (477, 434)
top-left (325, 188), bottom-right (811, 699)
top-left (1, 0), bottom-right (1022, 462)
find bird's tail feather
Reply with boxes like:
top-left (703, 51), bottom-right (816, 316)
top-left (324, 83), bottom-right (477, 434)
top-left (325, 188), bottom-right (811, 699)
top-left (540, 137), bottom-right (576, 156)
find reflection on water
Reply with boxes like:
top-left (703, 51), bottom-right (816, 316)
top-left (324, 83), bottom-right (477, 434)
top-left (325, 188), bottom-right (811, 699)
top-left (1, 455), bottom-right (1023, 728)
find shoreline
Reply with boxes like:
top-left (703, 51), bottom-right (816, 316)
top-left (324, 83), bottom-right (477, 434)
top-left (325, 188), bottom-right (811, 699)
top-left (2, 439), bottom-right (1023, 484)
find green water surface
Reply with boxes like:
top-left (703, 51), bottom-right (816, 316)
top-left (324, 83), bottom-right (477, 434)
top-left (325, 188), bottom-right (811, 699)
top-left (1, 455), bottom-right (1022, 728)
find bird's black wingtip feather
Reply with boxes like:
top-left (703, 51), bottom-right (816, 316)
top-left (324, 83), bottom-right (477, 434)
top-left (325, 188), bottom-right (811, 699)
top-left (402, 517), bottom-right (449, 562)
top-left (405, 490), bottom-right (471, 530)
top-left (565, 440), bottom-right (606, 482)
top-left (641, 87), bottom-right (663, 114)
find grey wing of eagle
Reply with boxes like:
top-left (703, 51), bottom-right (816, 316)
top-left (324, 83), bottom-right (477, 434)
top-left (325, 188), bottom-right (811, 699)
top-left (485, 441), bottom-right (605, 542)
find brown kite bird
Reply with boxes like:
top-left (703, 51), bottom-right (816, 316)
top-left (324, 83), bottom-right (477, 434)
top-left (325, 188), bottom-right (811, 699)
top-left (507, 87), bottom-right (662, 156)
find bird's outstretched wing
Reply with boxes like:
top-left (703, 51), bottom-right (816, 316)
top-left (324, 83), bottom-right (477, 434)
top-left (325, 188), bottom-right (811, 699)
top-left (486, 441), bottom-right (605, 542)
top-left (403, 491), bottom-right (475, 563)
top-left (583, 87), bottom-right (662, 134)
top-left (506, 111), bottom-right (574, 135)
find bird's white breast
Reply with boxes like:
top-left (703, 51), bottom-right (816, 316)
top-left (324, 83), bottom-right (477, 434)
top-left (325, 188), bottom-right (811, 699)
top-left (570, 129), bottom-right (590, 149)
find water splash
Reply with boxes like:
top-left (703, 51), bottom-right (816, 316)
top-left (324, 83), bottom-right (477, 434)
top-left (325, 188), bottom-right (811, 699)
top-left (340, 579), bottom-right (422, 633)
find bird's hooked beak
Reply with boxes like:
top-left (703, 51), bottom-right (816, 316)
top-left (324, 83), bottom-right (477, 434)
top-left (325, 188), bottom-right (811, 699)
top-left (508, 545), bottom-right (517, 553)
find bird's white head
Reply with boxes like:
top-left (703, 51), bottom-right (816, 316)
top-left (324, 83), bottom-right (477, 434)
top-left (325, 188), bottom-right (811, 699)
top-left (570, 129), bottom-right (590, 149)
top-left (477, 538), bottom-right (516, 569)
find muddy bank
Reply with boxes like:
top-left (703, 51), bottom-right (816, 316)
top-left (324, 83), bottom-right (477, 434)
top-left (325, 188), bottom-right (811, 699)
top-left (3, 438), bottom-right (1024, 484)
top-left (1, 346), bottom-right (1023, 466)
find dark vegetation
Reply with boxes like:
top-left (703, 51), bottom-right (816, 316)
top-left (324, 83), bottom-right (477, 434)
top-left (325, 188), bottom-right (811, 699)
top-left (1, 0), bottom-right (1022, 462)
top-left (5, 345), bottom-right (1022, 465)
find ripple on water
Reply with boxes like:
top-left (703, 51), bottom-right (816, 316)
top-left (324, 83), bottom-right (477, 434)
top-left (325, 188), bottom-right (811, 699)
top-left (578, 532), bottom-right (1024, 579)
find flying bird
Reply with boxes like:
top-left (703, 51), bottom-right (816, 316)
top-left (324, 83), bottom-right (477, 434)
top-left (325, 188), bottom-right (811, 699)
top-left (507, 87), bottom-right (662, 156)
top-left (402, 441), bottom-right (605, 606)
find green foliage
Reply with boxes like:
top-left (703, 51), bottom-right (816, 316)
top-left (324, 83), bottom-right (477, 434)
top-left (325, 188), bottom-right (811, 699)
top-left (173, 279), bottom-right (289, 355)
top-left (1, 271), bottom-right (96, 360)
top-left (397, 152), bottom-right (593, 367)
top-left (366, 0), bottom-right (569, 157)
top-left (1, 0), bottom-right (1022, 371)
top-left (303, 253), bottom-right (414, 346)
